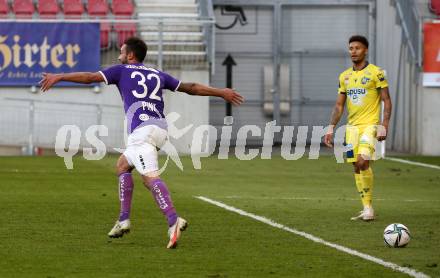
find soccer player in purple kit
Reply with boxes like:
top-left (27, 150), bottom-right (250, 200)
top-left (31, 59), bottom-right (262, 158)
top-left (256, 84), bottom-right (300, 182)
top-left (40, 37), bottom-right (244, 249)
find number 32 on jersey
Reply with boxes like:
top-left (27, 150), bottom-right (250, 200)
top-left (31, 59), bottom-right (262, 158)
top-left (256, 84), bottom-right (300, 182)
top-left (130, 71), bottom-right (161, 101)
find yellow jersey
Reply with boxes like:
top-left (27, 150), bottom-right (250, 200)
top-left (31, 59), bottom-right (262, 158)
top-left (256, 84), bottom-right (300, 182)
top-left (338, 63), bottom-right (388, 126)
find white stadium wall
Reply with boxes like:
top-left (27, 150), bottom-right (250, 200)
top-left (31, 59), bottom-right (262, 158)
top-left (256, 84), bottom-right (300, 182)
top-left (163, 70), bottom-right (211, 155)
top-left (420, 88), bottom-right (440, 155)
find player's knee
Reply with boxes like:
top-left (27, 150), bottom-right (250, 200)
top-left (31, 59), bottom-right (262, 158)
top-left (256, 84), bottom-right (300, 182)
top-left (116, 161), bottom-right (132, 176)
top-left (142, 174), bottom-right (161, 189)
top-left (353, 163), bottom-right (361, 173)
top-left (116, 167), bottom-right (132, 176)
top-left (356, 159), bottom-right (369, 171)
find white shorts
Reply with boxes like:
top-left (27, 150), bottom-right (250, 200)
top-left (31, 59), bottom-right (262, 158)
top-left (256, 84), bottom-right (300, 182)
top-left (123, 125), bottom-right (168, 176)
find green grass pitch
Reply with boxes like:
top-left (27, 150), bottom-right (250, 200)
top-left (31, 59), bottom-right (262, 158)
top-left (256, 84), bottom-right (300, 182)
top-left (0, 155), bottom-right (439, 277)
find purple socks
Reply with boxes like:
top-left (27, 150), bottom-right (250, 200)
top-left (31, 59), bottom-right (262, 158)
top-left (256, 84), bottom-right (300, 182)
top-left (116, 174), bottom-right (177, 227)
top-left (118, 172), bottom-right (134, 222)
top-left (149, 179), bottom-right (178, 227)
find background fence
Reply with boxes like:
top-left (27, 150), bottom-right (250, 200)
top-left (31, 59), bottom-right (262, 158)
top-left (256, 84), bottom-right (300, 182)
top-left (0, 98), bottom-right (125, 153)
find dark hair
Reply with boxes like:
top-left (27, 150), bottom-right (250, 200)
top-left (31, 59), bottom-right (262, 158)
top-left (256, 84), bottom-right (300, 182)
top-left (349, 35), bottom-right (369, 48)
top-left (124, 37), bottom-right (148, 62)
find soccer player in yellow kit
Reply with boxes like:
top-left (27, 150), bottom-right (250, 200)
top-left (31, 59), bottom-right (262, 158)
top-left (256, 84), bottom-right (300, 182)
top-left (324, 35), bottom-right (392, 221)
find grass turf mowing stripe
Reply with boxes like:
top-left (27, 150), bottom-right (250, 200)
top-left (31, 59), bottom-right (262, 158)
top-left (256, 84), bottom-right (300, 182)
top-left (385, 157), bottom-right (440, 170)
top-left (196, 196), bottom-right (430, 278)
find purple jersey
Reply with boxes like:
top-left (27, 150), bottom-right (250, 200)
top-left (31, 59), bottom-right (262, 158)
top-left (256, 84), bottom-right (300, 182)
top-left (99, 63), bottom-right (181, 133)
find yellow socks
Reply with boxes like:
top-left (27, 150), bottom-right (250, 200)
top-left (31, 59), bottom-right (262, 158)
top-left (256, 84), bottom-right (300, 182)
top-left (354, 173), bottom-right (364, 202)
top-left (360, 167), bottom-right (374, 207)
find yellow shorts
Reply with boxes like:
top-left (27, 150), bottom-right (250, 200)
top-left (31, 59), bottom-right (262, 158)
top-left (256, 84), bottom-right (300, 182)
top-left (345, 125), bottom-right (377, 163)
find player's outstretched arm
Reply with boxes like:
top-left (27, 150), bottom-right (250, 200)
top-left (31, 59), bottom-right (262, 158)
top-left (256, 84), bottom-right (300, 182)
top-left (324, 93), bottom-right (347, 148)
top-left (39, 72), bottom-right (104, 92)
top-left (377, 87), bottom-right (392, 141)
top-left (177, 83), bottom-right (244, 106)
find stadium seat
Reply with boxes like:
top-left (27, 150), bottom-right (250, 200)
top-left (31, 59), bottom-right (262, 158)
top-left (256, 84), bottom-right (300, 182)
top-left (114, 23), bottom-right (137, 47)
top-left (112, 0), bottom-right (134, 17)
top-left (429, 0), bottom-right (440, 16)
top-left (12, 0), bottom-right (34, 18)
top-left (62, 0), bottom-right (84, 18)
top-left (87, 0), bottom-right (109, 16)
top-left (38, 0), bottom-right (59, 19)
top-left (98, 22), bottom-right (111, 49)
top-left (112, 0), bottom-right (136, 48)
top-left (87, 0), bottom-right (111, 49)
top-left (0, 0), bottom-right (9, 18)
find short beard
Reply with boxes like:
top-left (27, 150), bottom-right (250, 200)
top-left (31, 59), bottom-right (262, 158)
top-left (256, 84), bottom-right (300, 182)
top-left (352, 58), bottom-right (364, 65)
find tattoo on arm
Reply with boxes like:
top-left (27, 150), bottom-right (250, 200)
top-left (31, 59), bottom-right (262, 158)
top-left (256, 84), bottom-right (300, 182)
top-left (381, 89), bottom-right (392, 124)
top-left (187, 83), bottom-right (197, 95)
top-left (178, 82), bottom-right (197, 95)
top-left (329, 94), bottom-right (346, 127)
top-left (60, 72), bottom-right (103, 84)
top-left (383, 105), bottom-right (391, 123)
top-left (330, 105), bottom-right (343, 126)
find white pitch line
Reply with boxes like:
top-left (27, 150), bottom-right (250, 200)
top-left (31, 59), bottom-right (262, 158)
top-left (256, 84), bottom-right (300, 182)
top-left (221, 196), bottom-right (439, 203)
top-left (196, 196), bottom-right (430, 278)
top-left (385, 157), bottom-right (440, 170)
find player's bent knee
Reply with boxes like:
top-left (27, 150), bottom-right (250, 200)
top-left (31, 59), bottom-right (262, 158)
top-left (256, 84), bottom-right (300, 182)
top-left (116, 167), bottom-right (132, 176)
top-left (116, 162), bottom-right (132, 173)
top-left (352, 163), bottom-right (361, 173)
top-left (356, 159), bottom-right (369, 171)
top-left (142, 173), bottom-right (161, 189)
top-left (116, 155), bottom-right (133, 176)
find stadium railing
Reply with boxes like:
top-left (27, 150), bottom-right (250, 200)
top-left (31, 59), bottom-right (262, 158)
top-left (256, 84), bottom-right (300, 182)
top-left (0, 98), bottom-right (125, 154)
top-left (0, 0), bottom-right (216, 70)
top-left (393, 0), bottom-right (422, 69)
